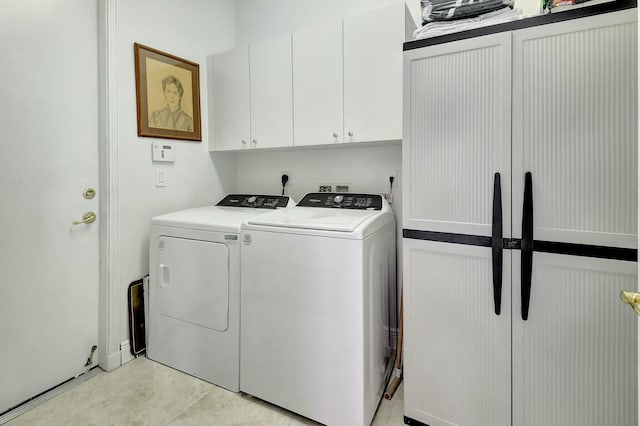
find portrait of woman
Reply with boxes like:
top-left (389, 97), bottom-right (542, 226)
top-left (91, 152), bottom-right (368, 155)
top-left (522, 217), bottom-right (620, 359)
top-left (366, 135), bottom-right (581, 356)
top-left (134, 43), bottom-right (201, 141)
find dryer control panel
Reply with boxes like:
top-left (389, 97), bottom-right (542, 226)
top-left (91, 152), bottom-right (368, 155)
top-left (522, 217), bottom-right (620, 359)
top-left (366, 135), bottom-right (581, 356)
top-left (216, 194), bottom-right (290, 209)
top-left (297, 193), bottom-right (383, 210)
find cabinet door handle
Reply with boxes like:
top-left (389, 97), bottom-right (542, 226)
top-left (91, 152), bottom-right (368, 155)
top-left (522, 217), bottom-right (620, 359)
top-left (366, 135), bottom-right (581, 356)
top-left (347, 131), bottom-right (354, 137)
top-left (521, 172), bottom-right (534, 320)
top-left (491, 173), bottom-right (503, 315)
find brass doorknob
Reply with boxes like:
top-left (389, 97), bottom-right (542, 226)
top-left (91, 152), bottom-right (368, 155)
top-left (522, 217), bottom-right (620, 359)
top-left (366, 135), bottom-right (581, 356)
top-left (73, 212), bottom-right (96, 225)
top-left (83, 188), bottom-right (96, 199)
top-left (620, 290), bottom-right (640, 315)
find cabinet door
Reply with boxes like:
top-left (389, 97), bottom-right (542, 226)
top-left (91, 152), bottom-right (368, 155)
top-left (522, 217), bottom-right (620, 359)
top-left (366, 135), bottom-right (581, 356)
top-left (512, 10), bottom-right (637, 247)
top-left (403, 33), bottom-right (512, 236)
top-left (343, 3), bottom-right (408, 143)
top-left (292, 19), bottom-right (343, 147)
top-left (511, 11), bottom-right (638, 426)
top-left (512, 253), bottom-right (637, 426)
top-left (212, 47), bottom-right (251, 151)
top-left (404, 239), bottom-right (511, 426)
top-left (250, 34), bottom-right (293, 149)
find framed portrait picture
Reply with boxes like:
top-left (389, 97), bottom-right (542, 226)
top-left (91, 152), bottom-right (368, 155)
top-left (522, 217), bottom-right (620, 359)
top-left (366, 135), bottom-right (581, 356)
top-left (134, 43), bottom-right (202, 141)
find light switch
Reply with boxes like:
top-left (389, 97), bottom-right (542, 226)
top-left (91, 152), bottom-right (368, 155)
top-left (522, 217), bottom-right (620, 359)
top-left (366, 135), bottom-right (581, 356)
top-left (155, 169), bottom-right (167, 187)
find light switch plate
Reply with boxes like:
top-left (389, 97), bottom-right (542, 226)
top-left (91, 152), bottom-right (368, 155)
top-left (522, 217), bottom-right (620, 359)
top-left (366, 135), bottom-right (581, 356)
top-left (155, 169), bottom-right (167, 187)
top-left (152, 142), bottom-right (175, 162)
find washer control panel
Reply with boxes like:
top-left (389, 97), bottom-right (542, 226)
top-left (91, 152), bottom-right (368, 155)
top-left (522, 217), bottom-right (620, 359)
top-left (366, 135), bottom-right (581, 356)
top-left (297, 193), bottom-right (382, 210)
top-left (216, 194), bottom-right (290, 209)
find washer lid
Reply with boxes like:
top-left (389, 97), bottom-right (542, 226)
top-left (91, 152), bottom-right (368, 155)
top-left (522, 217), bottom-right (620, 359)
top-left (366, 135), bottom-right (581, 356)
top-left (246, 207), bottom-right (383, 232)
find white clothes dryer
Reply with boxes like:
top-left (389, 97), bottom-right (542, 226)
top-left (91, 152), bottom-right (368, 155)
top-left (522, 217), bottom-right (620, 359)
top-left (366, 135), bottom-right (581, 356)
top-left (148, 194), bottom-right (294, 392)
top-left (240, 193), bottom-right (396, 426)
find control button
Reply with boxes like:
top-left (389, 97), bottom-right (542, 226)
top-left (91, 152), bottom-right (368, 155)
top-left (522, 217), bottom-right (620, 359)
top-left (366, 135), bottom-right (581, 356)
top-left (247, 196), bottom-right (257, 203)
top-left (333, 195), bottom-right (344, 204)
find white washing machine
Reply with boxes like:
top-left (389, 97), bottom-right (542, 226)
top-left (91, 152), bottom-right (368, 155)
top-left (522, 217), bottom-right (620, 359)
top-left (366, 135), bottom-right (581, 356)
top-left (148, 194), bottom-right (294, 392)
top-left (240, 193), bottom-right (396, 426)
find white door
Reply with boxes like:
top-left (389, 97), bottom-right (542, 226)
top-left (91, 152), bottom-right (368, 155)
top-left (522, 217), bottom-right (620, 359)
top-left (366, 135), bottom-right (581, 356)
top-left (212, 47), bottom-right (251, 151)
top-left (155, 237), bottom-right (229, 332)
top-left (403, 239), bottom-right (511, 426)
top-left (512, 9), bottom-right (637, 248)
top-left (292, 19), bottom-right (343, 147)
top-left (343, 3), bottom-right (408, 143)
top-left (249, 34), bottom-right (293, 149)
top-left (402, 33), bottom-right (512, 236)
top-left (511, 10), bottom-right (638, 426)
top-left (512, 253), bottom-right (637, 426)
top-left (0, 0), bottom-right (100, 413)
top-left (402, 33), bottom-right (513, 426)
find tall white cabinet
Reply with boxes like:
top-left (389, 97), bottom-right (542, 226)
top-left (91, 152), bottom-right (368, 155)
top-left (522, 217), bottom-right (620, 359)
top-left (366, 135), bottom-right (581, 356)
top-left (403, 32), bottom-right (513, 426)
top-left (403, 10), bottom-right (637, 426)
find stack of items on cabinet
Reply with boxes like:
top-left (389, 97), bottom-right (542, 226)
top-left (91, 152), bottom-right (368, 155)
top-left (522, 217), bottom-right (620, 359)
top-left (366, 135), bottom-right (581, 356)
top-left (413, 0), bottom-right (523, 39)
top-left (543, 0), bottom-right (614, 13)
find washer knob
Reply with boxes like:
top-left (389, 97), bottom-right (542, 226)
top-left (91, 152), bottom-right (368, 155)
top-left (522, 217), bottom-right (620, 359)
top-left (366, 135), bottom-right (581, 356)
top-left (333, 195), bottom-right (344, 204)
top-left (247, 196), bottom-right (257, 204)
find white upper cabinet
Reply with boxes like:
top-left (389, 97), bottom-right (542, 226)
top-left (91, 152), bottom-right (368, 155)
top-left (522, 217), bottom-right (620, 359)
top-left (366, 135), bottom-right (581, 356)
top-left (292, 19), bottom-right (344, 147)
top-left (212, 47), bottom-right (250, 151)
top-left (249, 34), bottom-right (293, 149)
top-left (209, 3), bottom-right (415, 151)
top-left (343, 3), bottom-right (414, 144)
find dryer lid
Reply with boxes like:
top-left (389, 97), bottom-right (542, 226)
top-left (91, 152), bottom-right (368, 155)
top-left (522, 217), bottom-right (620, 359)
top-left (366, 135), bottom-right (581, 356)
top-left (151, 206), bottom-right (274, 233)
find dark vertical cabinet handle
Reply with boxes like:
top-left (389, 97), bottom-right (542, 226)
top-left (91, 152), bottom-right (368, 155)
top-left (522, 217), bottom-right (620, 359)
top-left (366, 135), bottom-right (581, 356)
top-left (491, 173), bottom-right (503, 315)
top-left (521, 172), bottom-right (534, 320)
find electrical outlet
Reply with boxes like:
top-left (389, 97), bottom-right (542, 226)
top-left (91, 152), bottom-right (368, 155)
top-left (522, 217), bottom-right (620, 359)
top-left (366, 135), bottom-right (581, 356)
top-left (386, 169), bottom-right (398, 187)
top-left (335, 184), bottom-right (349, 193)
top-left (280, 171), bottom-right (293, 187)
top-left (319, 185), bottom-right (332, 192)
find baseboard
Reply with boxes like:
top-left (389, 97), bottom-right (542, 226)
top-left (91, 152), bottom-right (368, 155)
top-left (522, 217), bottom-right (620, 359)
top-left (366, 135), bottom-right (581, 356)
top-left (0, 368), bottom-right (101, 425)
top-left (101, 350), bottom-right (121, 372)
top-left (120, 340), bottom-right (134, 365)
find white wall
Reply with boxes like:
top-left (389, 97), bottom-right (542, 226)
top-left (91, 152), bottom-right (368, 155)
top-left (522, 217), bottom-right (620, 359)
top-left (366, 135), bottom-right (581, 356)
top-left (115, 0), bottom-right (237, 344)
top-left (235, 0), bottom-right (420, 45)
top-left (236, 144), bottom-right (402, 206)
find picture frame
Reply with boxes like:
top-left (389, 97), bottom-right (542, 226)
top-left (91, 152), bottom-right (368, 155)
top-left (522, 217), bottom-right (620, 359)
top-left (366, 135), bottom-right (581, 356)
top-left (134, 43), bottom-right (202, 141)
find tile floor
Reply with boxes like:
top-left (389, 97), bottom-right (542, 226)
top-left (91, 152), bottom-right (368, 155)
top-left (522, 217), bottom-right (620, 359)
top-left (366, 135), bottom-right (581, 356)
top-left (6, 357), bottom-right (405, 425)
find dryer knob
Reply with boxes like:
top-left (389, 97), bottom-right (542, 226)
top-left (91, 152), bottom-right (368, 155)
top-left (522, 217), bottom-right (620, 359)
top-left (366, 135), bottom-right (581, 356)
top-left (247, 196), bottom-right (257, 204)
top-left (333, 195), bottom-right (344, 204)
